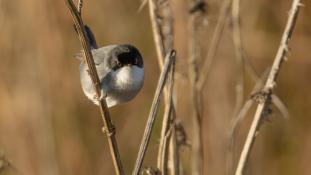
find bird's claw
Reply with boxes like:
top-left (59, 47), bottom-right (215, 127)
top-left (102, 125), bottom-right (116, 137)
top-left (93, 89), bottom-right (107, 102)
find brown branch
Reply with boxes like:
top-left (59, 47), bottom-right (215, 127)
top-left (234, 0), bottom-right (303, 174)
top-left (65, 1), bottom-right (124, 175)
top-left (132, 50), bottom-right (176, 175)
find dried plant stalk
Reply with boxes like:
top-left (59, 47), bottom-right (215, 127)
top-left (168, 126), bottom-right (179, 175)
top-left (147, 0), bottom-right (177, 173)
top-left (132, 50), bottom-right (176, 175)
top-left (227, 0), bottom-right (244, 173)
top-left (65, 1), bottom-right (124, 174)
top-left (188, 0), bottom-right (206, 174)
top-left (227, 69), bottom-right (269, 175)
top-left (197, 0), bottom-right (232, 91)
top-left (231, 0), bottom-right (245, 119)
top-left (234, 0), bottom-right (303, 174)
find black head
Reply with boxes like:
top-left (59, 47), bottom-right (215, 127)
top-left (110, 44), bottom-right (143, 71)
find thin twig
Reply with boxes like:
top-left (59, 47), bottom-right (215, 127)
top-left (132, 50), bottom-right (176, 175)
top-left (234, 0), bottom-right (303, 174)
top-left (65, 1), bottom-right (125, 175)
top-left (197, 0), bottom-right (232, 91)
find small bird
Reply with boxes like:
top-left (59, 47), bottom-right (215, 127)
top-left (75, 44), bottom-right (144, 107)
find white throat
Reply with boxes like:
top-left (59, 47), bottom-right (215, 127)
top-left (112, 65), bottom-right (144, 90)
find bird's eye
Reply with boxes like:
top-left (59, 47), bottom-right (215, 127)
top-left (117, 61), bottom-right (122, 67)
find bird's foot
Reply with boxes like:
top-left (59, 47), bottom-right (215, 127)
top-left (93, 89), bottom-right (107, 102)
top-left (102, 125), bottom-right (116, 137)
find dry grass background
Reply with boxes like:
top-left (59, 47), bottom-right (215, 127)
top-left (0, 0), bottom-right (310, 175)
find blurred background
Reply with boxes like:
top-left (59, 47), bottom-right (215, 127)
top-left (0, 0), bottom-right (310, 175)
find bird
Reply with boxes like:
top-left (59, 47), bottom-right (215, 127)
top-left (75, 44), bottom-right (144, 107)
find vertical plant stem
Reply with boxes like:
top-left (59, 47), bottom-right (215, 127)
top-left (227, 0), bottom-right (244, 173)
top-left (147, 0), bottom-right (176, 173)
top-left (168, 127), bottom-right (180, 175)
top-left (132, 50), bottom-right (176, 175)
top-left (234, 0), bottom-right (302, 174)
top-left (160, 62), bottom-right (176, 175)
top-left (188, 1), bottom-right (206, 174)
top-left (231, 0), bottom-right (244, 119)
top-left (148, 0), bottom-right (166, 68)
top-left (65, 1), bottom-right (124, 174)
top-left (197, 0), bottom-right (232, 91)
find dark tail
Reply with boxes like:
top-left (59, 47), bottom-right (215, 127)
top-left (74, 24), bottom-right (98, 49)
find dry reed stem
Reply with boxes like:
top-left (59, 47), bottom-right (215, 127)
top-left (229, 69), bottom-right (270, 139)
top-left (168, 125), bottom-right (179, 175)
top-left (231, 0), bottom-right (245, 119)
top-left (197, 0), bottom-right (232, 91)
top-left (188, 0), bottom-right (207, 174)
top-left (160, 61), bottom-right (176, 175)
top-left (148, 0), bottom-right (166, 68)
top-left (228, 0), bottom-right (289, 172)
top-left (132, 50), bottom-right (176, 175)
top-left (147, 0), bottom-right (177, 173)
top-left (234, 0), bottom-right (303, 174)
top-left (230, 0), bottom-right (289, 123)
top-left (227, 70), bottom-right (269, 174)
top-left (65, 1), bottom-right (124, 175)
top-left (160, 124), bottom-right (173, 175)
top-left (226, 0), bottom-right (244, 173)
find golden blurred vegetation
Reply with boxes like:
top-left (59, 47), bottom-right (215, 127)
top-left (0, 0), bottom-right (310, 175)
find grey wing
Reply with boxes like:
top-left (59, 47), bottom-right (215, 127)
top-left (93, 56), bottom-right (112, 94)
top-left (92, 45), bottom-right (117, 64)
top-left (75, 45), bottom-right (117, 63)
top-left (74, 49), bottom-right (99, 61)
top-left (78, 49), bottom-right (112, 94)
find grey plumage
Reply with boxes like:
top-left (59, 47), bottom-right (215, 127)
top-left (76, 44), bottom-right (144, 107)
